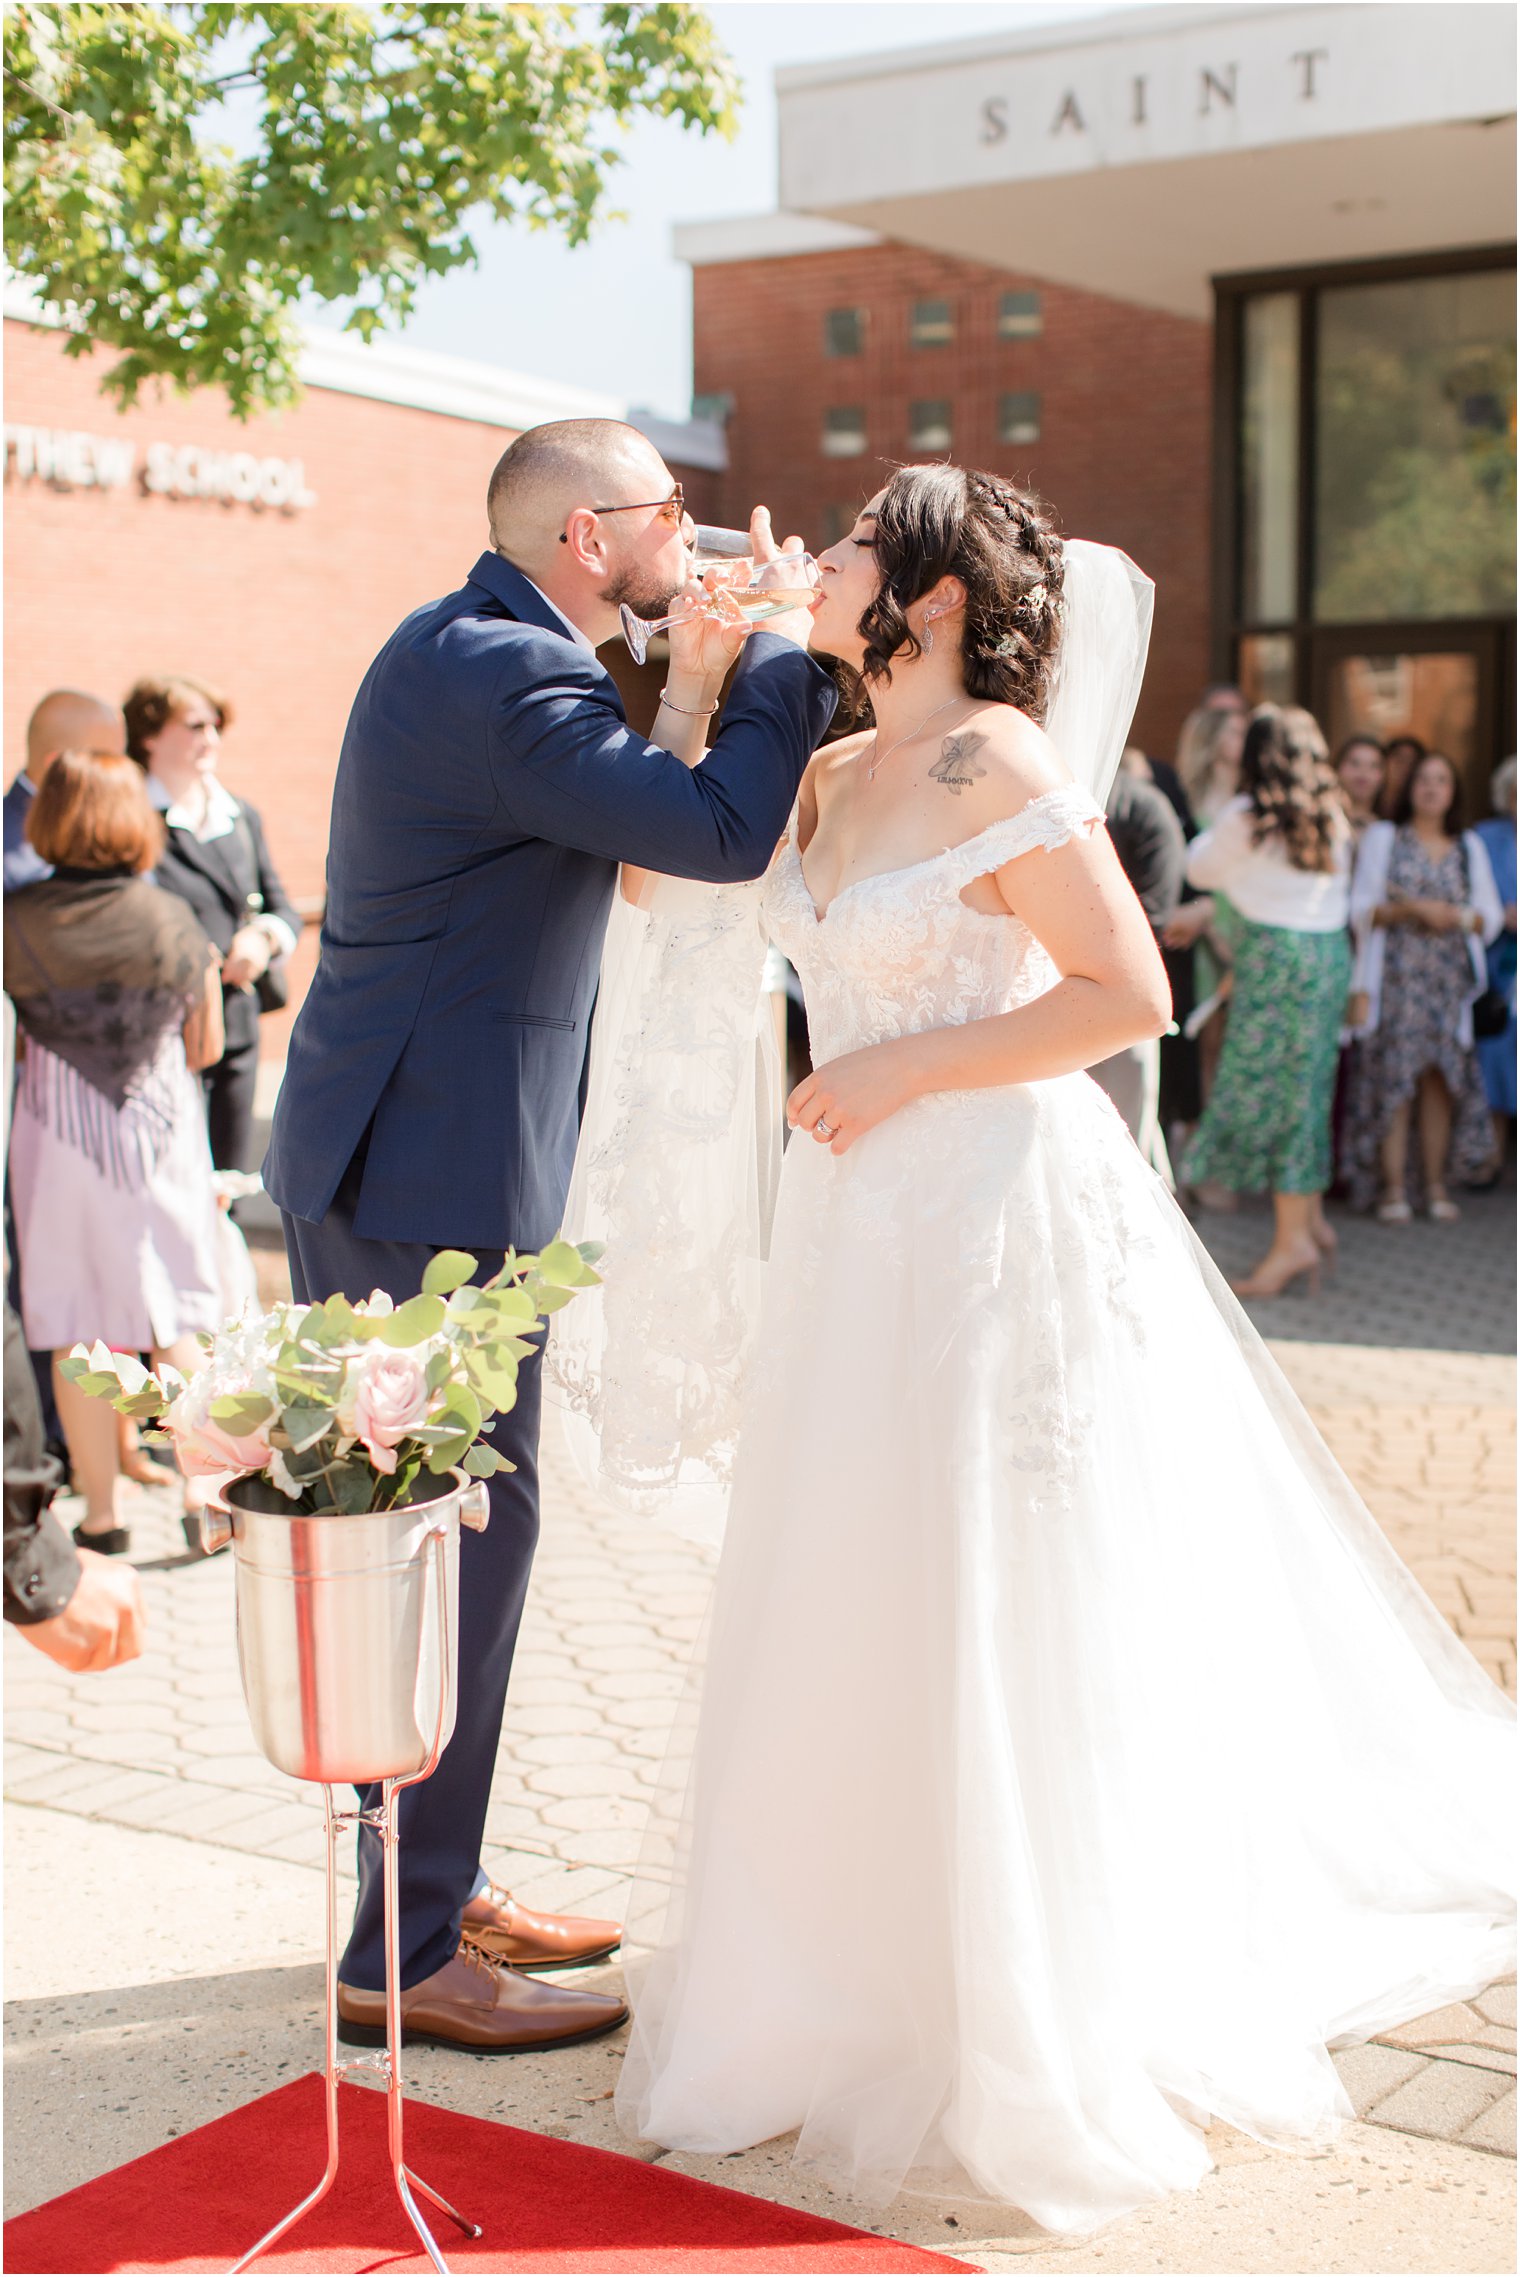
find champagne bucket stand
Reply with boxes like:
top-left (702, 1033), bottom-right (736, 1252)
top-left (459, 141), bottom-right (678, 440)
top-left (201, 1471), bottom-right (491, 2275)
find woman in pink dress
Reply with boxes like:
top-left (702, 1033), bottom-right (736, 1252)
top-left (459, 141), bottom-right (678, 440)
top-left (6, 751), bottom-right (225, 1555)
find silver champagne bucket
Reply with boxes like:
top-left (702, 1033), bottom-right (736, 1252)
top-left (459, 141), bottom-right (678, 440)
top-left (196, 1470), bottom-right (494, 2273)
top-left (203, 1471), bottom-right (489, 1785)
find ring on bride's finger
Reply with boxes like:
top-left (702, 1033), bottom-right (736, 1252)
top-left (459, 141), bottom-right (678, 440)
top-left (814, 1115), bottom-right (838, 1140)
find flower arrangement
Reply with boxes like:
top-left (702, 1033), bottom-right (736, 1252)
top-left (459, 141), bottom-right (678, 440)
top-left (59, 1242), bottom-right (601, 1515)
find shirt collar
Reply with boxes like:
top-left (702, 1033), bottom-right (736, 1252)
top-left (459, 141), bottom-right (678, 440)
top-left (520, 576), bottom-right (597, 654)
top-left (146, 772), bottom-right (242, 841)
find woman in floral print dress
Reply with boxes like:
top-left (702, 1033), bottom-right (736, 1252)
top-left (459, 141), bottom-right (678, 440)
top-left (1344, 750), bottom-right (1504, 1220)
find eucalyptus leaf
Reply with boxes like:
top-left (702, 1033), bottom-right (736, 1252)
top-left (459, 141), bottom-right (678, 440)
top-left (536, 1238), bottom-right (590, 1288)
top-left (434, 1396), bottom-right (483, 1443)
top-left (381, 1294), bottom-right (446, 1347)
top-left (114, 1388), bottom-right (167, 1420)
top-left (209, 1393), bottom-right (275, 1433)
top-left (424, 1433), bottom-right (473, 1475)
top-left (328, 1462), bottom-right (378, 1515)
top-left (73, 1371), bottom-right (126, 1399)
top-left (462, 1444), bottom-right (509, 1478)
top-left (422, 1249), bottom-right (477, 1297)
top-left (284, 1403), bottom-right (338, 1455)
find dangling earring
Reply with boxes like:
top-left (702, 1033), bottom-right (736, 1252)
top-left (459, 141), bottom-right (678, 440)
top-left (921, 607), bottom-right (940, 656)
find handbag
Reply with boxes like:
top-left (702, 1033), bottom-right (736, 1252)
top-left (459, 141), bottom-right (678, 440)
top-left (232, 810), bottom-right (290, 1014)
top-left (1472, 983), bottom-right (1512, 1040)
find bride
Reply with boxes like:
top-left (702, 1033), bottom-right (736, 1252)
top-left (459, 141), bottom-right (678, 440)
top-left (547, 462), bottom-right (1514, 2236)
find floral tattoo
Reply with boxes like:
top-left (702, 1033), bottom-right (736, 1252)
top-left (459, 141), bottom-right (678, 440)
top-left (930, 732), bottom-right (988, 796)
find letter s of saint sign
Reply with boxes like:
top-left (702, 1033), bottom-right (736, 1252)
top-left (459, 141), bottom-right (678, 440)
top-left (980, 97), bottom-right (1009, 145)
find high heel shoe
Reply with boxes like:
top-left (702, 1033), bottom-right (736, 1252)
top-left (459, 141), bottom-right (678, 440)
top-left (1230, 1242), bottom-right (1322, 1300)
top-left (1309, 1223), bottom-right (1339, 1280)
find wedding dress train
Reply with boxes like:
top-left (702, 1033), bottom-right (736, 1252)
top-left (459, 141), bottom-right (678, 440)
top-left (554, 780), bottom-right (1513, 2236)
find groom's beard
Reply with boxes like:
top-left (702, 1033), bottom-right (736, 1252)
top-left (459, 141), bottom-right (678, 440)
top-left (601, 560), bottom-right (684, 620)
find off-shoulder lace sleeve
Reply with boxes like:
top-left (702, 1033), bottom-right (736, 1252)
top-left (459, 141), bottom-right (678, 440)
top-left (935, 785), bottom-right (1105, 893)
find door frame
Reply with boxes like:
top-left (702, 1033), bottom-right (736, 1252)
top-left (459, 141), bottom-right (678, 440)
top-left (1309, 621), bottom-right (1501, 800)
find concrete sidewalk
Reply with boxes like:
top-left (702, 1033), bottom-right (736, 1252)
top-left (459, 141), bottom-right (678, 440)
top-left (5, 1190), bottom-right (1515, 2272)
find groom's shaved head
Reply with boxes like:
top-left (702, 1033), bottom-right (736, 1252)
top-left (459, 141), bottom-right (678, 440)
top-left (488, 419), bottom-right (669, 566)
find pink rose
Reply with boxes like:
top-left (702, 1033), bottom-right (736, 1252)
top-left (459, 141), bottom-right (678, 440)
top-left (167, 1374), bottom-right (275, 1482)
top-left (344, 1347), bottom-right (433, 1476)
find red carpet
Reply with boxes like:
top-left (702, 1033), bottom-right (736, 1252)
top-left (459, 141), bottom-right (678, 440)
top-left (3, 2073), bottom-right (977, 2273)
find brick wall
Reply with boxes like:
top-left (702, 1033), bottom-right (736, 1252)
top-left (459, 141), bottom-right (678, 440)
top-left (3, 320), bottom-right (717, 916)
top-left (693, 242), bottom-right (1214, 763)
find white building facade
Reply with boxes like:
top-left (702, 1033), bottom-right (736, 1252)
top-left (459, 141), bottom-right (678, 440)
top-left (775, 1), bottom-right (1516, 775)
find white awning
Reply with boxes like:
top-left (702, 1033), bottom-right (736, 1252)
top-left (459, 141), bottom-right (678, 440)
top-left (776, 1), bottom-right (1515, 317)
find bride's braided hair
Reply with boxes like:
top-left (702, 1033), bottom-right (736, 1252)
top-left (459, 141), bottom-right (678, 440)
top-left (847, 463), bottom-right (1066, 723)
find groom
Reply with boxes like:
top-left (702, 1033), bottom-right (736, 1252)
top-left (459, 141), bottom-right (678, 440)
top-left (264, 420), bottom-right (836, 2051)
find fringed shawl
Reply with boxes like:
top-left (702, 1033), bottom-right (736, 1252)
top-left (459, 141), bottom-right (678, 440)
top-left (5, 871), bottom-right (213, 1111)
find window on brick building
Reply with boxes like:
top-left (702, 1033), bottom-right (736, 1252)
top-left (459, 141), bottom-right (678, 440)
top-left (998, 290), bottom-right (1043, 339)
top-left (822, 405), bottom-right (868, 458)
top-left (910, 298), bottom-right (954, 347)
top-left (999, 391), bottom-right (1043, 445)
top-left (909, 398), bottom-right (953, 453)
top-left (824, 307), bottom-right (865, 358)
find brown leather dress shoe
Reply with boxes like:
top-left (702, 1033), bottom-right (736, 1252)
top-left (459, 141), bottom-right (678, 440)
top-left (336, 1942), bottom-right (627, 2053)
top-left (459, 1881), bottom-right (622, 1971)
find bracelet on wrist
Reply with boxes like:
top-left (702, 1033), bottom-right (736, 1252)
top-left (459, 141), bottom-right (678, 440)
top-left (659, 685), bottom-right (720, 717)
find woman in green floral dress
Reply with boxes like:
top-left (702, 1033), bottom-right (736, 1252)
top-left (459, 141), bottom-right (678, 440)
top-left (1182, 707), bottom-right (1353, 1297)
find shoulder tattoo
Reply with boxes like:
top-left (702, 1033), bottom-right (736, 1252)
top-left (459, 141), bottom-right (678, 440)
top-left (930, 731), bottom-right (988, 796)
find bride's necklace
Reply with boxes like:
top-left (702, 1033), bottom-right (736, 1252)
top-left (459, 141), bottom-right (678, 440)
top-left (864, 695), bottom-right (966, 782)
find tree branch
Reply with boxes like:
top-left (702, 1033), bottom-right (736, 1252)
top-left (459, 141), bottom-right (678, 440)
top-left (3, 65), bottom-right (83, 125)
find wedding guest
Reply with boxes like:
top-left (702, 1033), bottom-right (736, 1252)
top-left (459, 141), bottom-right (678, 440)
top-left (3, 690), bottom-right (126, 893)
top-left (1182, 706), bottom-right (1352, 1295)
top-left (1345, 751), bottom-right (1503, 1222)
top-left (1123, 750), bottom-right (1207, 1151)
top-left (1091, 751), bottom-right (1185, 1177)
top-left (1473, 756), bottom-right (1518, 1172)
top-left (1326, 735), bottom-right (1386, 1194)
top-left (1175, 701), bottom-right (1246, 827)
top-left (5, 751), bottom-right (225, 1555)
top-left (1377, 733), bottom-right (1427, 821)
top-left (1333, 733), bottom-right (1386, 848)
top-left (4, 1300), bottom-right (145, 1668)
top-left (124, 676), bottom-right (299, 1177)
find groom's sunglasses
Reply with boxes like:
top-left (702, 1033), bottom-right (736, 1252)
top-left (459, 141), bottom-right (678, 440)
top-left (559, 484), bottom-right (686, 541)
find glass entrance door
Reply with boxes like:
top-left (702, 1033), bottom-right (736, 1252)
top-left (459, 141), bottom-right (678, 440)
top-left (1311, 624), bottom-right (1501, 805)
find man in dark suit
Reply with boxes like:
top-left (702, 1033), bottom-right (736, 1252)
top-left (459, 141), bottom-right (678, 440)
top-left (3, 689), bottom-right (126, 893)
top-left (265, 420), bottom-right (837, 2054)
top-left (1091, 750), bottom-right (1188, 1174)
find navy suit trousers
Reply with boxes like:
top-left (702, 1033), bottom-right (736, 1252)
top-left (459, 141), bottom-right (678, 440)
top-left (281, 1143), bottom-right (542, 1991)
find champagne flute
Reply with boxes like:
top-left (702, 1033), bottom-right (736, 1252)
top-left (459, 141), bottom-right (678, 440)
top-left (620, 545), bottom-right (822, 666)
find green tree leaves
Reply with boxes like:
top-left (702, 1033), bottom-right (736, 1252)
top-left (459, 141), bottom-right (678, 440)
top-left (4, 2), bottom-right (739, 415)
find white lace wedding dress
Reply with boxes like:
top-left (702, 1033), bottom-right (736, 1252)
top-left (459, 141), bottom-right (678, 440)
top-left (562, 782), bottom-right (1514, 2237)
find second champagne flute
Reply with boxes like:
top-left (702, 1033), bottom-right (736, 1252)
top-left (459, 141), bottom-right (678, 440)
top-left (621, 551), bottom-right (822, 666)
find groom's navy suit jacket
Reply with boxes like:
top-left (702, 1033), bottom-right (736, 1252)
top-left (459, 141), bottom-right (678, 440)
top-left (264, 552), bottom-right (836, 1253)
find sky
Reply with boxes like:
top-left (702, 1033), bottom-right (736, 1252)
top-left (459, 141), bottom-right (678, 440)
top-left (302, 1), bottom-right (1116, 422)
